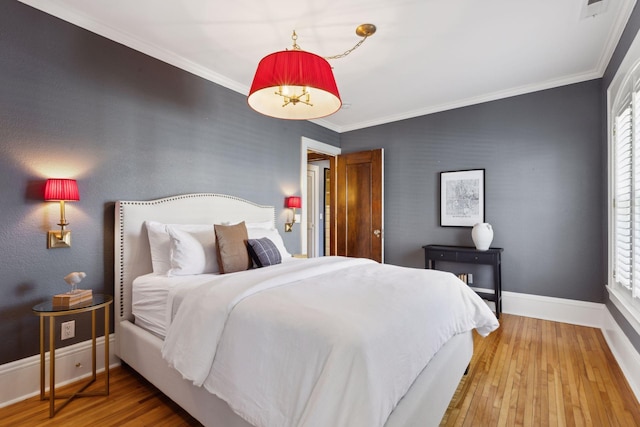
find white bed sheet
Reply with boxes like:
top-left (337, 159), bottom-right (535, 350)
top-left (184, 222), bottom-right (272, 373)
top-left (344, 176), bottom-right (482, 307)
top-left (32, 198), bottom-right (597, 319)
top-left (132, 257), bottom-right (302, 337)
top-left (162, 256), bottom-right (499, 427)
top-left (132, 273), bottom-right (220, 337)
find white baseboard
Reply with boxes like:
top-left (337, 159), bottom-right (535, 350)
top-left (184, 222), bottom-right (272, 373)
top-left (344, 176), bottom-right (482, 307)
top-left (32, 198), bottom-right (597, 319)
top-left (601, 310), bottom-right (640, 401)
top-left (2, 292), bottom-right (639, 408)
top-left (503, 291), bottom-right (640, 402)
top-left (502, 290), bottom-right (606, 328)
top-left (0, 334), bottom-right (119, 408)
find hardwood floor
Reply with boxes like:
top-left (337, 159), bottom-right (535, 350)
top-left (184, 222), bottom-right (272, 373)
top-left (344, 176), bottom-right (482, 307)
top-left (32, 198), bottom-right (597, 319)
top-left (1, 314), bottom-right (638, 426)
top-left (0, 367), bottom-right (202, 426)
top-left (442, 314), bottom-right (640, 426)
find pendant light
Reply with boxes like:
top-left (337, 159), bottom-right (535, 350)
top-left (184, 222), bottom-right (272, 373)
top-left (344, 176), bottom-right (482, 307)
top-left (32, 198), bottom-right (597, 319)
top-left (248, 24), bottom-right (376, 120)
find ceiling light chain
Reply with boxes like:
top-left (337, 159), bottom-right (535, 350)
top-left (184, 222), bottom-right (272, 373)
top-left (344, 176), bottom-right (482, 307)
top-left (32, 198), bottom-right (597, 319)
top-left (324, 35), bottom-right (370, 60)
top-left (290, 30), bottom-right (301, 51)
top-left (324, 23), bottom-right (377, 60)
top-left (288, 24), bottom-right (377, 59)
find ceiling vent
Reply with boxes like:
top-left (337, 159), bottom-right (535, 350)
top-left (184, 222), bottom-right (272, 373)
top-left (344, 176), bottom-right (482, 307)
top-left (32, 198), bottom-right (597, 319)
top-left (581, 0), bottom-right (608, 19)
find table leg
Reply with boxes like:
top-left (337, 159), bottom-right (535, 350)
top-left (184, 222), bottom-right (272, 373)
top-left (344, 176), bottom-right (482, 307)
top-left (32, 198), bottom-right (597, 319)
top-left (49, 317), bottom-right (55, 418)
top-left (494, 262), bottom-right (502, 319)
top-left (39, 316), bottom-right (45, 400)
top-left (91, 310), bottom-right (96, 381)
top-left (104, 305), bottom-right (110, 394)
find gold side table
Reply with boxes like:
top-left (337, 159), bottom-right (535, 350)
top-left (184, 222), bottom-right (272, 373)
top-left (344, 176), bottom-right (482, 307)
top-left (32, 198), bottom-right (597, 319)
top-left (32, 294), bottom-right (112, 417)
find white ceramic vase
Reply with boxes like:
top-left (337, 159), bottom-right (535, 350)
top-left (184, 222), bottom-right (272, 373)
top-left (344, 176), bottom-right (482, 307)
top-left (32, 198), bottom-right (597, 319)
top-left (472, 223), bottom-right (493, 251)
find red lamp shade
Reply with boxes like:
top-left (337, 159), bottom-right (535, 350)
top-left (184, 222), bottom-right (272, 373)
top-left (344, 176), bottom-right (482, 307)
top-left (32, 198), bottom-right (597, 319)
top-left (44, 179), bottom-right (80, 201)
top-left (285, 196), bottom-right (302, 209)
top-left (248, 50), bottom-right (342, 120)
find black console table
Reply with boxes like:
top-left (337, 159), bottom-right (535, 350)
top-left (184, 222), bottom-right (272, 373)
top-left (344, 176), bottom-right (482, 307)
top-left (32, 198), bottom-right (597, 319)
top-left (423, 245), bottom-right (503, 318)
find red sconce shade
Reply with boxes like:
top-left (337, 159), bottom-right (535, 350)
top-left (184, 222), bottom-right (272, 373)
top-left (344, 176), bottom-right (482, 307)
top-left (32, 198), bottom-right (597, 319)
top-left (44, 178), bottom-right (80, 249)
top-left (248, 50), bottom-right (342, 120)
top-left (44, 179), bottom-right (80, 201)
top-left (285, 196), bottom-right (302, 209)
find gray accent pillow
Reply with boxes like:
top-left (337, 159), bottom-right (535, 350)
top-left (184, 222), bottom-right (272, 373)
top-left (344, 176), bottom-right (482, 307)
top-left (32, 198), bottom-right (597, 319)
top-left (247, 237), bottom-right (282, 267)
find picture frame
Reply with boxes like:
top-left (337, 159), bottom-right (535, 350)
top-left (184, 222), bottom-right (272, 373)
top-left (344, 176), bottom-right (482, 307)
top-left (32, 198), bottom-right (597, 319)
top-left (440, 169), bottom-right (485, 227)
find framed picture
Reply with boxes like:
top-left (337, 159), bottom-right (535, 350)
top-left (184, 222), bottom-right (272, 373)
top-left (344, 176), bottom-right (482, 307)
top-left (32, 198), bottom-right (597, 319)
top-left (440, 169), bottom-right (485, 227)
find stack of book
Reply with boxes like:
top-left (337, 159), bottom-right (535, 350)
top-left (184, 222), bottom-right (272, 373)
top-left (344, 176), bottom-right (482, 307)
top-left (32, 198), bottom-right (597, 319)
top-left (456, 273), bottom-right (469, 284)
top-left (52, 289), bottom-right (93, 308)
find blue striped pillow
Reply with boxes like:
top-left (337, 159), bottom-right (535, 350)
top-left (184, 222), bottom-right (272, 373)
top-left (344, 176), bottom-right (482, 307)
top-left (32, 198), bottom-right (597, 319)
top-left (247, 237), bottom-right (282, 267)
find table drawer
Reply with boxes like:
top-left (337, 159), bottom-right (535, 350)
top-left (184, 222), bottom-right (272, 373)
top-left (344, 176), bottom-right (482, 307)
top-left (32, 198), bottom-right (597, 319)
top-left (457, 251), bottom-right (495, 264)
top-left (426, 250), bottom-right (457, 262)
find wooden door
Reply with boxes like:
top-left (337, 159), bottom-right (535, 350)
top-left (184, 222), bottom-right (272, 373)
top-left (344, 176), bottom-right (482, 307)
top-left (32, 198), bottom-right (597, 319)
top-left (332, 149), bottom-right (384, 262)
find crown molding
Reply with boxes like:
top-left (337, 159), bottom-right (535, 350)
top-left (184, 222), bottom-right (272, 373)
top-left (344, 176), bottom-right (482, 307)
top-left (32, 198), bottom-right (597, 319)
top-left (336, 70), bottom-right (603, 133)
top-left (18, 0), bottom-right (249, 96)
top-left (18, 0), bottom-right (637, 134)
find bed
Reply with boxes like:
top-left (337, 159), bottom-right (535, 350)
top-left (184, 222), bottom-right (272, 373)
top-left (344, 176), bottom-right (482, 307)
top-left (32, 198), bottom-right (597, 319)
top-left (114, 193), bottom-right (499, 427)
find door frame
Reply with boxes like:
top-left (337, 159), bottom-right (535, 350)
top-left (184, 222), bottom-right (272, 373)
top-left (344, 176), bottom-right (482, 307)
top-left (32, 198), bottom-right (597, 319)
top-left (307, 164), bottom-right (320, 257)
top-left (300, 137), bottom-right (341, 255)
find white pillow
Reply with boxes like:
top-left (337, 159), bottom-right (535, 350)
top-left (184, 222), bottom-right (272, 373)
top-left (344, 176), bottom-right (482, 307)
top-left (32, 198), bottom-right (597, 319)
top-left (167, 226), bottom-right (219, 276)
top-left (247, 227), bottom-right (291, 258)
top-left (145, 221), bottom-right (218, 275)
top-left (246, 220), bottom-right (274, 229)
top-left (146, 221), bottom-right (172, 274)
top-left (223, 220), bottom-right (273, 229)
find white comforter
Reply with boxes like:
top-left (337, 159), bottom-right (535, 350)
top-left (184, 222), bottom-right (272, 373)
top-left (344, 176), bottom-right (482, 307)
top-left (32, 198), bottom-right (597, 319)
top-left (161, 256), bottom-right (499, 427)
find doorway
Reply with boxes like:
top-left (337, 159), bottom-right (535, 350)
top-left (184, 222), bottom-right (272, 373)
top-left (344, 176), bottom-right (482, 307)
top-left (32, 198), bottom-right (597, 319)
top-left (307, 156), bottom-right (331, 256)
top-left (300, 139), bottom-right (384, 262)
top-left (306, 164), bottom-right (319, 257)
top-left (300, 138), bottom-right (341, 257)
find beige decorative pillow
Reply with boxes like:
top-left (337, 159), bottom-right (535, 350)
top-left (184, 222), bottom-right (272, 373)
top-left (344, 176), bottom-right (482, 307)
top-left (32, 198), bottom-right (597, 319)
top-left (214, 222), bottom-right (251, 274)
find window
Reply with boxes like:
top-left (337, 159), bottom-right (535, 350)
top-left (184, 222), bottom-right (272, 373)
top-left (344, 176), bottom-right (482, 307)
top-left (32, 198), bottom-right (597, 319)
top-left (610, 59), bottom-right (640, 331)
top-left (613, 100), bottom-right (633, 294)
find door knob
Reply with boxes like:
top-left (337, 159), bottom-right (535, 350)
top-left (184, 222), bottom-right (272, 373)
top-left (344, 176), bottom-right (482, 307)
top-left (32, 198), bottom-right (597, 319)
top-left (373, 229), bottom-right (381, 238)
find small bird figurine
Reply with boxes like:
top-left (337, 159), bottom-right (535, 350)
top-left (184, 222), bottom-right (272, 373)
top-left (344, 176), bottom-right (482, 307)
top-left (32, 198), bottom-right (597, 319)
top-left (64, 272), bottom-right (86, 294)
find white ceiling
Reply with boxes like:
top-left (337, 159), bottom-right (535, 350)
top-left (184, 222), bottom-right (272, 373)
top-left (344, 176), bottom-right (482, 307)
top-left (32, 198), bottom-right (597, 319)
top-left (19, 0), bottom-right (637, 133)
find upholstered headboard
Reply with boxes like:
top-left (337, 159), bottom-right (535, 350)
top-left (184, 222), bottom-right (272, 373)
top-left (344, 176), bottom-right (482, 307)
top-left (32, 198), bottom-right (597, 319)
top-left (114, 193), bottom-right (275, 329)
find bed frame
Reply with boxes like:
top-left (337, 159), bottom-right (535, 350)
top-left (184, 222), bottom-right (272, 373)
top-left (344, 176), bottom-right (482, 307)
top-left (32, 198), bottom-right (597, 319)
top-left (114, 193), bottom-right (472, 426)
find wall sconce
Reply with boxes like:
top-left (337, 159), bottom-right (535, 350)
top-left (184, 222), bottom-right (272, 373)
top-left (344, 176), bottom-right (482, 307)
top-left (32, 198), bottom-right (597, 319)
top-left (44, 178), bottom-right (80, 249)
top-left (284, 196), bottom-right (302, 232)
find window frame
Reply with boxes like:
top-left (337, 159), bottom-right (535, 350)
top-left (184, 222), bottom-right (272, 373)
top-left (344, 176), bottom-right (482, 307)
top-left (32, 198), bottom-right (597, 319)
top-left (608, 57), bottom-right (640, 336)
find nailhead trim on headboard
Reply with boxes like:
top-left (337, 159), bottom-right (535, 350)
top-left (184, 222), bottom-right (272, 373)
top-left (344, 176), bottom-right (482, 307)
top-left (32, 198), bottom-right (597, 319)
top-left (119, 204), bottom-right (125, 318)
top-left (116, 193), bottom-right (276, 321)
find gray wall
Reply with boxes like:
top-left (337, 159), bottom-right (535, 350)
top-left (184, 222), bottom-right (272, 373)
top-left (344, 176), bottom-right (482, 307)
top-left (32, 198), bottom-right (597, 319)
top-left (3, 0), bottom-right (640, 367)
top-left (341, 80), bottom-right (604, 303)
top-left (0, 1), bottom-right (339, 365)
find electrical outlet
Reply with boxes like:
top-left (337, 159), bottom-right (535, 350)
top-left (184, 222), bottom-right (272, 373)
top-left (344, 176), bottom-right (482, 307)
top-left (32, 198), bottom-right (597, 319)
top-left (61, 320), bottom-right (75, 340)
top-left (468, 274), bottom-right (473, 284)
